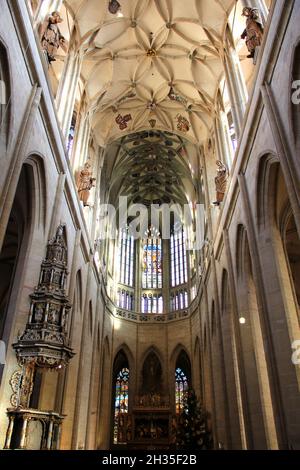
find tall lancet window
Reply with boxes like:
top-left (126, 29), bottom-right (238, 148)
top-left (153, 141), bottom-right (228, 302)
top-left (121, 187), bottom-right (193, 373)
top-left (142, 227), bottom-right (162, 289)
top-left (175, 367), bottom-right (189, 414)
top-left (119, 228), bottom-right (134, 287)
top-left (170, 228), bottom-right (187, 287)
top-left (113, 367), bottom-right (129, 444)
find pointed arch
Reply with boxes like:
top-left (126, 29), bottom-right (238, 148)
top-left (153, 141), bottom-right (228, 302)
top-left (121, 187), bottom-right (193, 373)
top-left (256, 153), bottom-right (280, 228)
top-left (114, 343), bottom-right (134, 371)
top-left (211, 300), bottom-right (216, 336)
top-left (236, 224), bottom-right (248, 279)
top-left (140, 345), bottom-right (163, 369)
top-left (111, 348), bottom-right (130, 445)
top-left (25, 154), bottom-right (47, 232)
top-left (193, 336), bottom-right (202, 400)
top-left (0, 36), bottom-right (11, 148)
top-left (0, 162), bottom-right (36, 382)
top-left (140, 348), bottom-right (163, 394)
top-left (88, 300), bottom-right (93, 337)
top-left (291, 39), bottom-right (300, 148)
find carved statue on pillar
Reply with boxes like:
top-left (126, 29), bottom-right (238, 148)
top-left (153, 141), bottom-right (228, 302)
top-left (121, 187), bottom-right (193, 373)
top-left (213, 161), bottom-right (228, 206)
top-left (241, 7), bottom-right (264, 59)
top-left (39, 11), bottom-right (68, 63)
top-left (76, 161), bottom-right (96, 207)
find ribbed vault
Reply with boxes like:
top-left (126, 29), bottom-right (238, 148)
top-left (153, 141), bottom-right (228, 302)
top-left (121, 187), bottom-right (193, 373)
top-left (62, 0), bottom-right (236, 145)
top-left (104, 130), bottom-right (198, 210)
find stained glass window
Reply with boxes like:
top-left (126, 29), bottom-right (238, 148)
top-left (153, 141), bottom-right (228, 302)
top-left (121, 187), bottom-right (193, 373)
top-left (171, 228), bottom-right (187, 287)
top-left (119, 228), bottom-right (134, 287)
top-left (113, 367), bottom-right (129, 444)
top-left (117, 289), bottom-right (134, 311)
top-left (141, 293), bottom-right (163, 314)
top-left (170, 290), bottom-right (188, 311)
top-left (227, 110), bottom-right (237, 153)
top-left (67, 111), bottom-right (77, 158)
top-left (175, 367), bottom-right (189, 414)
top-left (142, 237), bottom-right (162, 289)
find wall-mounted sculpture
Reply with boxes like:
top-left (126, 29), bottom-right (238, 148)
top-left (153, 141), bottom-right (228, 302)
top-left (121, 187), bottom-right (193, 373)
top-left (39, 11), bottom-right (68, 64)
top-left (213, 161), bottom-right (228, 206)
top-left (241, 7), bottom-right (264, 59)
top-left (76, 161), bottom-right (96, 207)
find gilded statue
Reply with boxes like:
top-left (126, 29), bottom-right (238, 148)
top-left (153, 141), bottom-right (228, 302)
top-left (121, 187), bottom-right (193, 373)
top-left (213, 161), bottom-right (228, 206)
top-left (39, 11), bottom-right (68, 63)
top-left (76, 161), bottom-right (96, 207)
top-left (241, 7), bottom-right (264, 59)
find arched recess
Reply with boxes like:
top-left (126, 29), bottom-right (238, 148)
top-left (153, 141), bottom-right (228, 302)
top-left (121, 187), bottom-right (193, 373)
top-left (25, 155), bottom-right (47, 231)
top-left (209, 299), bottom-right (228, 448)
top-left (97, 336), bottom-right (111, 450)
top-left (88, 301), bottom-right (93, 337)
top-left (0, 162), bottom-right (36, 384)
top-left (256, 153), bottom-right (280, 229)
top-left (236, 224), bottom-right (277, 449)
top-left (256, 155), bottom-right (300, 449)
top-left (220, 270), bottom-right (243, 449)
top-left (173, 348), bottom-right (191, 415)
top-left (282, 209), bottom-right (300, 308)
top-left (140, 348), bottom-right (163, 397)
top-left (291, 40), bottom-right (300, 151)
top-left (257, 156), bottom-right (300, 348)
top-left (271, 162), bottom-right (300, 321)
top-left (111, 349), bottom-right (130, 446)
top-left (193, 337), bottom-right (202, 402)
top-left (0, 37), bottom-right (11, 150)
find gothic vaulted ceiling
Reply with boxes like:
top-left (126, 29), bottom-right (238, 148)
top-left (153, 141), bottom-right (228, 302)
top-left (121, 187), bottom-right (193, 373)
top-left (64, 0), bottom-right (235, 146)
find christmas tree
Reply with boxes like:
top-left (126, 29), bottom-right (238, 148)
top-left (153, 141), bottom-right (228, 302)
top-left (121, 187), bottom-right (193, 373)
top-left (176, 388), bottom-right (213, 450)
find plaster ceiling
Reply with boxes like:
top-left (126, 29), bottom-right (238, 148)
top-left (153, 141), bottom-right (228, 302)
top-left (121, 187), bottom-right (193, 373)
top-left (64, 0), bottom-right (236, 146)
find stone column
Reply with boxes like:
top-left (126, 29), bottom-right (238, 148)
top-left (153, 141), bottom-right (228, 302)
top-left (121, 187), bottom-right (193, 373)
top-left (46, 419), bottom-right (54, 450)
top-left (71, 109), bottom-right (91, 172)
top-left (223, 44), bottom-right (248, 138)
top-left (215, 108), bottom-right (234, 169)
top-left (4, 415), bottom-right (15, 449)
top-left (20, 417), bottom-right (29, 449)
top-left (55, 47), bottom-right (84, 141)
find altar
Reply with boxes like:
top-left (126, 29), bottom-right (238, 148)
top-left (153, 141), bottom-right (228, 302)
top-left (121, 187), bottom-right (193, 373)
top-left (127, 393), bottom-right (173, 450)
